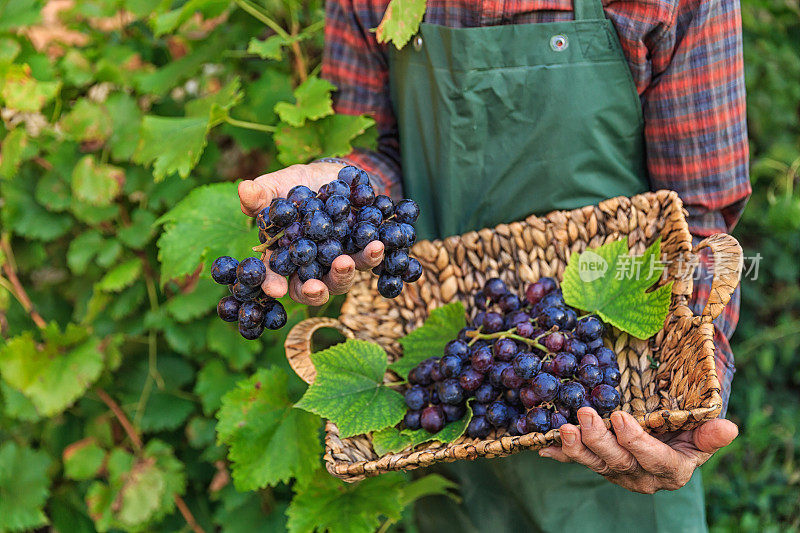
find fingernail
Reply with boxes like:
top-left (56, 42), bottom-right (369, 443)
top-left (611, 412), bottom-right (625, 430)
top-left (539, 450), bottom-right (551, 458)
top-left (371, 250), bottom-right (381, 259)
top-left (562, 431), bottom-right (576, 445)
top-left (337, 265), bottom-right (354, 275)
top-left (578, 412), bottom-right (593, 429)
top-left (307, 289), bottom-right (323, 298)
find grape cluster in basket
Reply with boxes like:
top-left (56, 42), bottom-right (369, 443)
top-left (211, 165), bottom-right (423, 340)
top-left (402, 277), bottom-right (622, 437)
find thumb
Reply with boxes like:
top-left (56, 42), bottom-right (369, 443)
top-left (692, 418), bottom-right (738, 455)
top-left (238, 179), bottom-right (276, 217)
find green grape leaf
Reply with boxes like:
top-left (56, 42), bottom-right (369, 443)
top-left (287, 473), bottom-right (405, 533)
top-left (195, 360), bottom-right (244, 416)
top-left (0, 0), bottom-right (42, 31)
top-left (216, 368), bottom-right (322, 490)
top-left (150, 0), bottom-right (228, 36)
top-left (0, 127), bottom-right (28, 180)
top-left (274, 77), bottom-right (335, 127)
top-left (206, 319), bottom-right (260, 370)
top-left (165, 281), bottom-right (225, 322)
top-left (375, 0), bottom-right (426, 49)
top-left (391, 302), bottom-right (466, 379)
top-left (225, 68), bottom-right (292, 150)
top-left (372, 401), bottom-right (473, 455)
top-left (71, 155), bottom-right (124, 206)
top-left (134, 42), bottom-right (218, 96)
top-left (0, 380), bottom-right (40, 422)
top-left (0, 38), bottom-right (21, 64)
top-left (0, 442), bottom-right (52, 532)
top-left (247, 35), bottom-right (292, 61)
top-left (562, 238), bottom-right (672, 340)
top-left (106, 92), bottom-right (142, 161)
top-left (116, 459), bottom-right (165, 528)
top-left (371, 427), bottom-right (413, 456)
top-left (63, 439), bottom-right (106, 481)
top-left (117, 208), bottom-right (157, 249)
top-left (274, 113), bottom-right (375, 166)
top-left (295, 340), bottom-right (406, 438)
top-left (1, 177), bottom-right (73, 241)
top-left (186, 77), bottom-right (243, 124)
top-left (155, 182), bottom-right (256, 282)
top-left (0, 323), bottom-right (104, 416)
top-left (97, 258), bottom-right (142, 293)
top-left (136, 391), bottom-right (196, 432)
top-left (134, 115), bottom-right (209, 181)
top-left (400, 474), bottom-right (460, 505)
top-left (35, 172), bottom-right (72, 212)
top-left (59, 49), bottom-right (94, 87)
top-left (214, 486), bottom-right (287, 533)
top-left (59, 99), bottom-right (112, 144)
top-left (0, 64), bottom-right (61, 112)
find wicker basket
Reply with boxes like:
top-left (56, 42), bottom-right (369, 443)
top-left (284, 190), bottom-right (743, 482)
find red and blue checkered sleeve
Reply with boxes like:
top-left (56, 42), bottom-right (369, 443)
top-left (321, 0), bottom-right (402, 198)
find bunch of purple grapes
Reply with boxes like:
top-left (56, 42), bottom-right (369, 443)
top-left (402, 277), bottom-right (622, 437)
top-left (258, 165), bottom-right (422, 299)
top-left (210, 255), bottom-right (287, 340)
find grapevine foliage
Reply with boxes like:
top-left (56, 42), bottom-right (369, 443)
top-left (0, 1), bottom-right (446, 532)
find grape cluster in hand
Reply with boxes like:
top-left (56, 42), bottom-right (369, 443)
top-left (259, 165), bottom-right (422, 298)
top-left (402, 277), bottom-right (621, 437)
top-left (211, 256), bottom-right (287, 340)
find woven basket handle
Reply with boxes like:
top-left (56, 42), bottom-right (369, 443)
top-left (284, 317), bottom-right (354, 384)
top-left (692, 233), bottom-right (743, 320)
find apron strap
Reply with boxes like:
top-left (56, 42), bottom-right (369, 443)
top-left (573, 0), bottom-right (606, 20)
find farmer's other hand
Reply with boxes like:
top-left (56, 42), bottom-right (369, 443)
top-left (238, 163), bottom-right (385, 305)
top-left (538, 407), bottom-right (738, 494)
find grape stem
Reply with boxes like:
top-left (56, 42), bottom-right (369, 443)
top-left (466, 325), bottom-right (484, 346)
top-left (252, 228), bottom-right (286, 253)
top-left (465, 329), bottom-right (548, 352)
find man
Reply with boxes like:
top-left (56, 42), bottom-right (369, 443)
top-left (239, 0), bottom-right (749, 530)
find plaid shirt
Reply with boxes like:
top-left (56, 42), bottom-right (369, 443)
top-left (322, 0), bottom-right (751, 413)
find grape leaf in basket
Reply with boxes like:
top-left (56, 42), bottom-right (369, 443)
top-left (371, 402), bottom-right (474, 456)
top-left (294, 340), bottom-right (406, 439)
top-left (562, 238), bottom-right (672, 340)
top-left (390, 302), bottom-right (467, 379)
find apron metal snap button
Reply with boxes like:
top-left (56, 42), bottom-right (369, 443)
top-left (413, 34), bottom-right (423, 51)
top-left (550, 34), bottom-right (568, 51)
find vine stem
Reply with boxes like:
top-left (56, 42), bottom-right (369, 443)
top-left (233, 0), bottom-right (290, 38)
top-left (465, 329), bottom-right (548, 352)
top-left (0, 233), bottom-right (46, 329)
top-left (94, 387), bottom-right (206, 533)
top-left (253, 228), bottom-right (285, 253)
top-left (225, 116), bottom-right (276, 133)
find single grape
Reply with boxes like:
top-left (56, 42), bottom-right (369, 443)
top-left (512, 353), bottom-right (541, 379)
top-left (559, 381), bottom-right (587, 410)
top-left (577, 364), bottom-right (603, 389)
top-left (324, 195), bottom-right (351, 221)
top-left (401, 258), bottom-right (423, 283)
top-left (296, 261), bottom-right (324, 282)
top-left (442, 403), bottom-right (466, 422)
top-left (316, 239), bottom-right (344, 267)
top-left (590, 384), bottom-right (621, 413)
top-left (530, 373), bottom-right (560, 403)
top-left (301, 211), bottom-right (333, 241)
top-left (257, 208), bottom-right (270, 231)
top-left (337, 165), bottom-right (360, 184)
top-left (316, 183), bottom-right (331, 202)
top-left (239, 323), bottom-right (264, 340)
top-left (504, 388), bottom-right (522, 406)
top-left (357, 205), bottom-right (383, 226)
top-left (550, 412), bottom-right (568, 429)
top-left (372, 262), bottom-right (384, 276)
top-left (327, 179), bottom-right (351, 198)
top-left (439, 355), bottom-right (463, 378)
top-left (470, 346), bottom-right (494, 373)
top-left (372, 194), bottom-right (394, 218)
top-left (602, 366), bottom-right (621, 387)
top-left (565, 338), bottom-right (588, 358)
top-left (505, 310), bottom-right (529, 329)
top-left (350, 183), bottom-right (375, 207)
top-left (501, 366), bottom-right (524, 389)
top-left (399, 223), bottom-right (417, 247)
top-left (498, 293), bottom-right (521, 312)
top-left (269, 247), bottom-right (297, 276)
top-left (404, 385), bottom-right (428, 410)
top-left (236, 257), bottom-right (267, 287)
top-left (408, 362), bottom-right (432, 386)
top-left (299, 197), bottom-right (324, 217)
top-left (525, 281), bottom-right (546, 305)
top-left (492, 338), bottom-right (516, 362)
top-left (403, 410), bottom-right (422, 430)
top-left (211, 256), bottom-right (239, 285)
top-left (594, 346), bottom-right (616, 367)
top-left (467, 415), bottom-right (492, 438)
top-left (474, 291), bottom-right (487, 310)
top-left (378, 222), bottom-right (405, 250)
top-left (472, 311), bottom-right (486, 328)
top-left (330, 219), bottom-right (349, 241)
top-left (377, 274), bottom-right (403, 298)
top-left (552, 352), bottom-right (578, 378)
top-left (262, 300), bottom-right (287, 330)
top-left (289, 238), bottom-right (317, 266)
top-left (394, 199), bottom-right (420, 224)
top-left (230, 282), bottom-right (260, 302)
top-left (539, 277), bottom-right (557, 293)
top-left (488, 362), bottom-right (511, 388)
top-left (349, 169), bottom-right (371, 189)
top-left (352, 221), bottom-right (379, 249)
top-left (516, 321), bottom-right (535, 338)
top-left (269, 198), bottom-right (298, 227)
top-left (543, 332), bottom-right (565, 352)
top-left (429, 362), bottom-right (444, 383)
top-left (580, 354), bottom-right (599, 367)
top-left (284, 221), bottom-right (302, 241)
top-left (483, 312), bottom-right (504, 334)
top-left (384, 249), bottom-right (409, 275)
top-left (459, 368), bottom-right (484, 391)
top-left (563, 308), bottom-right (578, 330)
top-left (474, 383), bottom-right (498, 403)
top-left (217, 296), bottom-right (240, 322)
top-left (586, 337), bottom-right (605, 353)
top-left (420, 405), bottom-right (445, 433)
top-left (437, 378), bottom-right (465, 405)
top-left (576, 316), bottom-right (604, 341)
top-left (287, 185), bottom-right (315, 206)
top-left (525, 407), bottom-right (551, 433)
top-left (539, 306), bottom-right (567, 330)
top-left (444, 339), bottom-right (469, 359)
top-left (238, 301), bottom-right (265, 329)
top-left (483, 278), bottom-right (507, 302)
top-left (519, 387), bottom-right (537, 409)
top-left (472, 402), bottom-right (488, 417)
top-left (344, 238), bottom-right (359, 256)
top-left (486, 401), bottom-right (510, 427)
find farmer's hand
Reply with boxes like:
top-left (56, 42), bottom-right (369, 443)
top-left (538, 407), bottom-right (738, 494)
top-left (238, 163), bottom-right (384, 305)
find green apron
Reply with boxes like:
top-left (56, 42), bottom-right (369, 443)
top-left (388, 0), bottom-right (708, 530)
